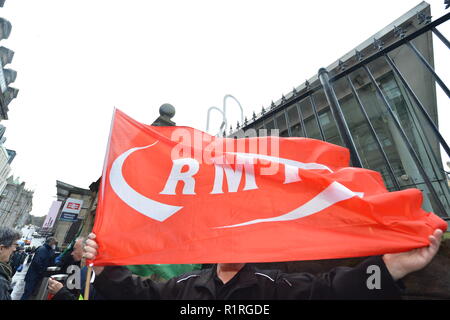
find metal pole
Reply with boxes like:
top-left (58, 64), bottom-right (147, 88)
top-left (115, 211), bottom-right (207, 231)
top-left (272, 114), bottom-right (278, 136)
top-left (406, 41), bottom-right (450, 99)
top-left (223, 95), bottom-right (244, 128)
top-left (206, 106), bottom-right (226, 136)
top-left (330, 12), bottom-right (450, 84)
top-left (296, 101), bottom-right (308, 138)
top-left (384, 54), bottom-right (450, 158)
top-left (432, 27), bottom-right (450, 50)
top-left (308, 94), bottom-right (326, 141)
top-left (362, 64), bottom-right (447, 215)
top-left (318, 68), bottom-right (363, 168)
top-left (283, 109), bottom-right (292, 137)
top-left (345, 75), bottom-right (401, 190)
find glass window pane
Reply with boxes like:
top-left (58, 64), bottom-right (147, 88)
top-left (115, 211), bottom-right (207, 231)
top-left (302, 97), bottom-right (322, 140)
top-left (379, 73), bottom-right (441, 182)
top-left (378, 72), bottom-right (450, 213)
top-left (264, 117), bottom-right (277, 136)
top-left (338, 84), bottom-right (398, 190)
top-left (342, 69), bottom-right (450, 214)
top-left (350, 79), bottom-right (408, 189)
top-left (275, 111), bottom-right (289, 137)
top-left (314, 89), bottom-right (345, 147)
top-left (255, 121), bottom-right (265, 137)
top-left (287, 104), bottom-right (302, 137)
top-left (321, 110), bottom-right (341, 146)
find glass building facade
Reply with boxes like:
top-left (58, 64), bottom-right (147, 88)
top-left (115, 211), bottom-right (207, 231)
top-left (232, 3), bottom-right (450, 218)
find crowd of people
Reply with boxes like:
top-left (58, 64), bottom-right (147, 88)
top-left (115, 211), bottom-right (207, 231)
top-left (0, 225), bottom-right (445, 300)
top-left (0, 227), bottom-right (62, 300)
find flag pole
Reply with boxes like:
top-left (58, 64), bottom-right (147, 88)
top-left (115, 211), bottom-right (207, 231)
top-left (84, 263), bottom-right (93, 300)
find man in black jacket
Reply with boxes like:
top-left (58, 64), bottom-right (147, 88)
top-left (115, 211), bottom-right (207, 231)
top-left (83, 229), bottom-right (443, 300)
top-left (21, 237), bottom-right (57, 300)
top-left (9, 245), bottom-right (27, 276)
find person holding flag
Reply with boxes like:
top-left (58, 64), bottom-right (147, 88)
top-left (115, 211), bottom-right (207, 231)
top-left (80, 109), bottom-right (447, 300)
top-left (48, 237), bottom-right (103, 300)
top-left (83, 230), bottom-right (443, 300)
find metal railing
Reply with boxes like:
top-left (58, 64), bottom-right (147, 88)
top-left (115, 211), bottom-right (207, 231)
top-left (233, 9), bottom-right (450, 217)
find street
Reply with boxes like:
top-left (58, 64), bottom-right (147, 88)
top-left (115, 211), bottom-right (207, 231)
top-left (10, 228), bottom-right (45, 300)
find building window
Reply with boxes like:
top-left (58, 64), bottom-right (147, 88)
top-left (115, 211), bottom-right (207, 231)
top-left (275, 111), bottom-right (289, 137)
top-left (286, 104), bottom-right (302, 137)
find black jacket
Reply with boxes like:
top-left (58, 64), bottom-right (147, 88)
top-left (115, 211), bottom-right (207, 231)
top-left (9, 250), bottom-right (27, 274)
top-left (93, 256), bottom-right (404, 300)
top-left (52, 266), bottom-right (104, 300)
top-left (25, 244), bottom-right (55, 283)
top-left (0, 262), bottom-right (13, 300)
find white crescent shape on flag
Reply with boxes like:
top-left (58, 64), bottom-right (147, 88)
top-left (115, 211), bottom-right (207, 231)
top-left (109, 141), bottom-right (183, 222)
top-left (215, 181), bottom-right (363, 228)
top-left (109, 143), bottom-right (363, 225)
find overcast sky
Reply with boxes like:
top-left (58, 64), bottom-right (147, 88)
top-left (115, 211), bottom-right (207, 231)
top-left (0, 0), bottom-right (448, 217)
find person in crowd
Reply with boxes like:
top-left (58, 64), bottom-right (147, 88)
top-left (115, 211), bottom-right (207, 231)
top-left (47, 237), bottom-right (102, 300)
top-left (9, 245), bottom-right (27, 276)
top-left (82, 229), bottom-right (443, 300)
top-left (55, 248), bottom-right (76, 272)
top-left (21, 237), bottom-right (57, 300)
top-left (0, 227), bottom-right (21, 300)
top-left (25, 246), bottom-right (36, 265)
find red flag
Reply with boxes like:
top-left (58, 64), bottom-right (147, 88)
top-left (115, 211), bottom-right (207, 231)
top-left (91, 108), bottom-right (447, 266)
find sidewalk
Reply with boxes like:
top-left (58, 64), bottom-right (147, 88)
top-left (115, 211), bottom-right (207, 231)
top-left (10, 259), bottom-right (30, 300)
top-left (11, 237), bottom-right (46, 300)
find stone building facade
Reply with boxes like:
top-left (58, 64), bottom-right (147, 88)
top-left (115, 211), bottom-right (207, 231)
top-left (0, 141), bottom-right (11, 194)
top-left (0, 175), bottom-right (33, 228)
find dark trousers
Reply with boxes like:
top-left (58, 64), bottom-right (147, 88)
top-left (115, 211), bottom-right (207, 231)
top-left (20, 277), bottom-right (40, 300)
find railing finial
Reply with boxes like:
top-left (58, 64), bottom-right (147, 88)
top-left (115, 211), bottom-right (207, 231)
top-left (373, 38), bottom-right (384, 51)
top-left (417, 11), bottom-right (432, 24)
top-left (393, 25), bottom-right (406, 39)
top-left (355, 49), bottom-right (364, 62)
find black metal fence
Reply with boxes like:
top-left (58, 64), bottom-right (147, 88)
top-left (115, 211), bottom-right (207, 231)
top-left (232, 9), bottom-right (450, 218)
